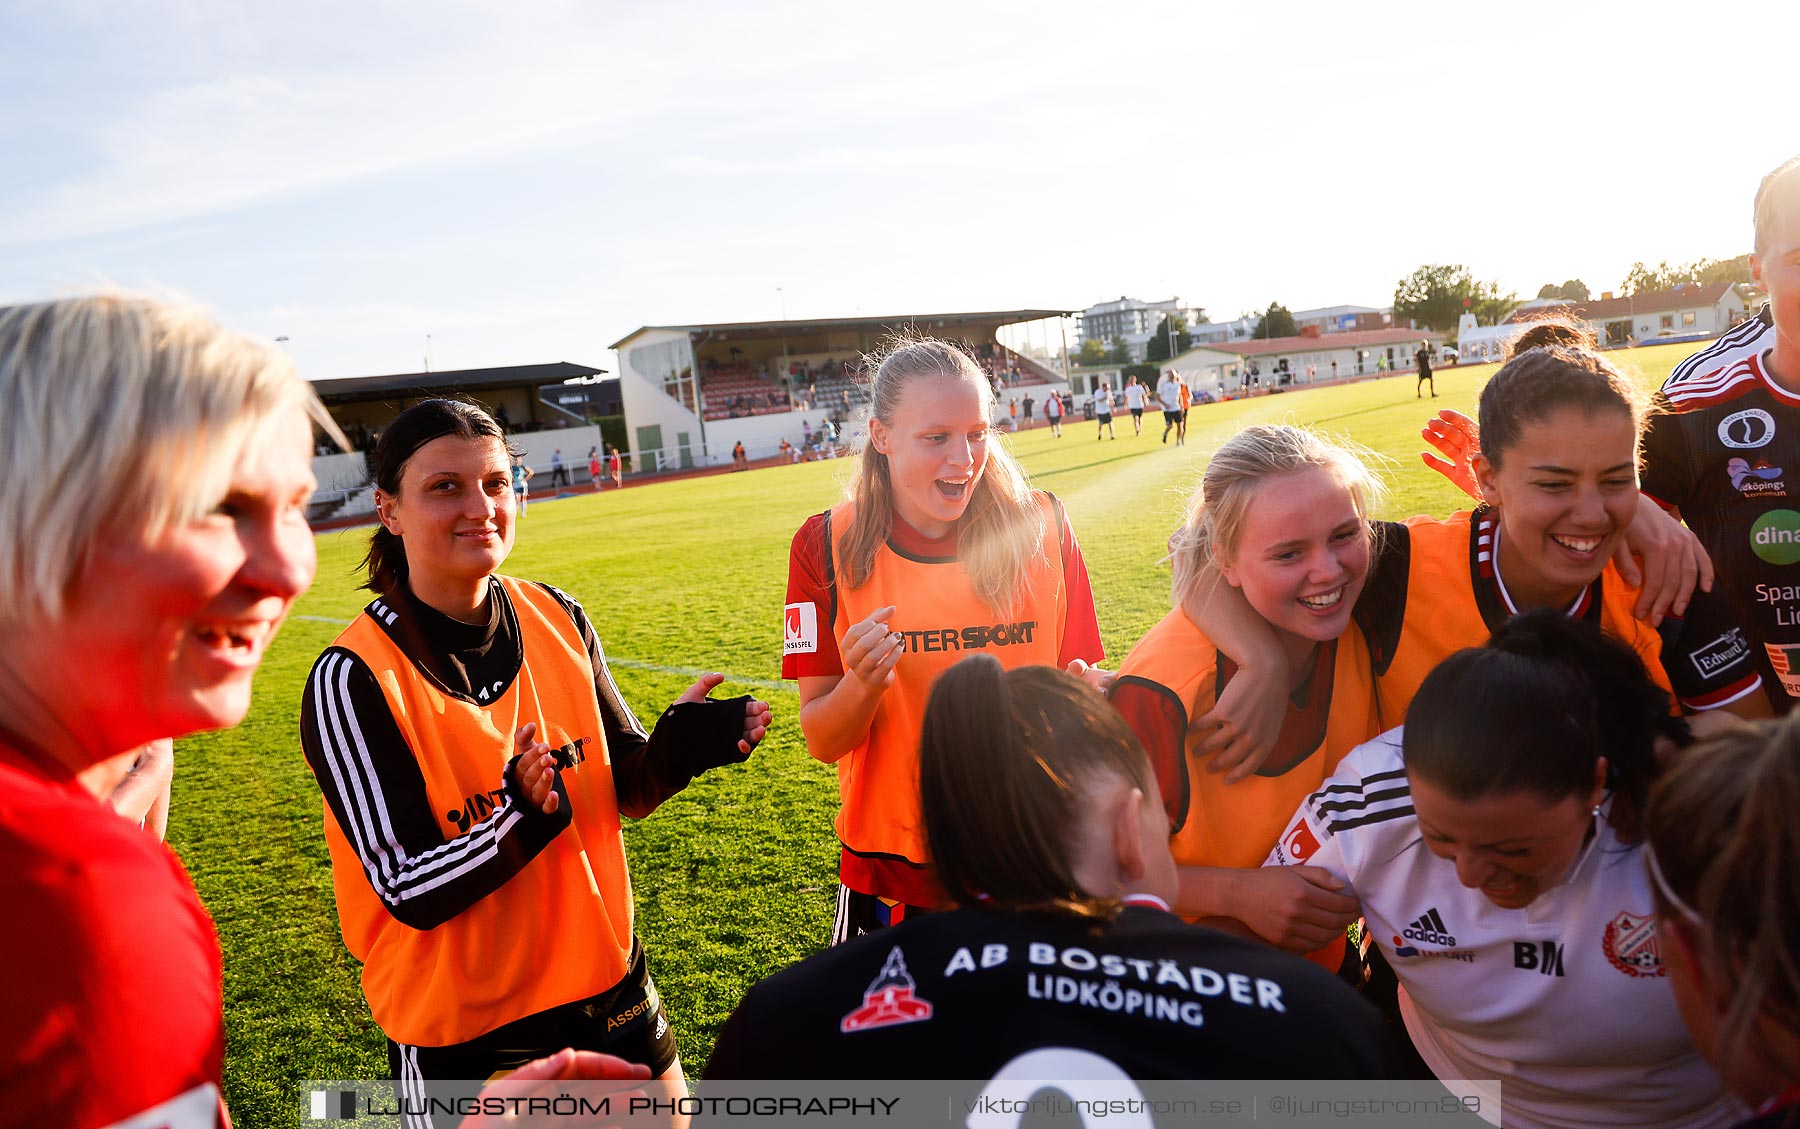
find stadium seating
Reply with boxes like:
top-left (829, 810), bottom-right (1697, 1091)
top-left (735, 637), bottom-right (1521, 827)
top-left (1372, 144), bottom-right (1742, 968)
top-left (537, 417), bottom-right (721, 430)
top-left (687, 342), bottom-right (1053, 423)
top-left (700, 361), bottom-right (793, 421)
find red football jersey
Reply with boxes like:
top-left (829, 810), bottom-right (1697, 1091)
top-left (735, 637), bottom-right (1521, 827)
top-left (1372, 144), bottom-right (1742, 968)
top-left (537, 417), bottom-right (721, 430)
top-left (0, 740), bottom-right (225, 1129)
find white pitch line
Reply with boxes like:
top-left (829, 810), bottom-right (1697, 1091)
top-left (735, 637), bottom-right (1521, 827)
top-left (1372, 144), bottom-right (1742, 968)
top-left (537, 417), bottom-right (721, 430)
top-left (290, 615), bottom-right (785, 691)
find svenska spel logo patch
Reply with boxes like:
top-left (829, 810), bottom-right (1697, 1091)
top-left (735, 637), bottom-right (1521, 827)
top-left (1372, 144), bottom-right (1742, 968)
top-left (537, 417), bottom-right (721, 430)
top-left (1282, 819), bottom-right (1320, 863)
top-left (784, 602), bottom-right (819, 654)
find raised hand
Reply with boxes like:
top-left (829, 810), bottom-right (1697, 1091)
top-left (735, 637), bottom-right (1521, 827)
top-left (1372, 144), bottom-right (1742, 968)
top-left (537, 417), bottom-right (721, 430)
top-left (514, 722), bottom-right (561, 816)
top-left (1420, 409), bottom-right (1482, 500)
top-left (841, 606), bottom-right (905, 691)
top-left (676, 673), bottom-right (773, 756)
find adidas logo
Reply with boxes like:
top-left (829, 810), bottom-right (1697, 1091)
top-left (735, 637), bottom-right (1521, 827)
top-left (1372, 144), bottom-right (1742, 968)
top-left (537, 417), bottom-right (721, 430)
top-left (1401, 907), bottom-right (1457, 947)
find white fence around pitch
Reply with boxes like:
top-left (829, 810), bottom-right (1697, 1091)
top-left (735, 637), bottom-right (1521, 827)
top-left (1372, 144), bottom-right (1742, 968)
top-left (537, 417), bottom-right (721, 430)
top-left (306, 393), bottom-right (1072, 525)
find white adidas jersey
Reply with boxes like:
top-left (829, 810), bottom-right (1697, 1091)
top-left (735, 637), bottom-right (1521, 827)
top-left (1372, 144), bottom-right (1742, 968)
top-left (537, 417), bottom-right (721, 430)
top-left (1124, 382), bottom-right (1147, 409)
top-left (1265, 730), bottom-right (1741, 1129)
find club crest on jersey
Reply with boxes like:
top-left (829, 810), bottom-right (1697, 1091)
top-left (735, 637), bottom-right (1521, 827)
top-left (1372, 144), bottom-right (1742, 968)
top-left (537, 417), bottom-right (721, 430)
top-left (1602, 910), bottom-right (1666, 978)
top-left (784, 602), bottom-right (819, 654)
top-left (1719, 408), bottom-right (1776, 449)
top-left (840, 947), bottom-right (934, 1033)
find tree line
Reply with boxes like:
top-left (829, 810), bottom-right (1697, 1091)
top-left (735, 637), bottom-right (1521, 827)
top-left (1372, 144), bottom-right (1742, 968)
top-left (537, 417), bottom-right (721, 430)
top-left (1389, 253), bottom-right (1759, 334)
top-left (1078, 251), bottom-right (1759, 363)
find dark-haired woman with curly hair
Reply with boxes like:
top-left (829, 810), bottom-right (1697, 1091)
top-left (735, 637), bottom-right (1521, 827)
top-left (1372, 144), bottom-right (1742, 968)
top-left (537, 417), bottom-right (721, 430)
top-left (1267, 611), bottom-right (1741, 1128)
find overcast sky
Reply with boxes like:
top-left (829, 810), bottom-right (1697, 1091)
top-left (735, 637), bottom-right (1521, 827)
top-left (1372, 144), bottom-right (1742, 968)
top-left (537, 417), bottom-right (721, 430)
top-left (3, 0), bottom-right (1795, 380)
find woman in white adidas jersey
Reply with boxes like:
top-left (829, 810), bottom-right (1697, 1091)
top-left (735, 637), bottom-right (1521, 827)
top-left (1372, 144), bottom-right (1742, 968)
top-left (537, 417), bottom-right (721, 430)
top-left (1267, 610), bottom-right (1740, 1129)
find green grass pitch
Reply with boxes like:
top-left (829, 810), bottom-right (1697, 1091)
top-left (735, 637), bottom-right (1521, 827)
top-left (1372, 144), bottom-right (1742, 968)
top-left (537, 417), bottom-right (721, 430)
top-left (172, 345), bottom-right (1696, 1125)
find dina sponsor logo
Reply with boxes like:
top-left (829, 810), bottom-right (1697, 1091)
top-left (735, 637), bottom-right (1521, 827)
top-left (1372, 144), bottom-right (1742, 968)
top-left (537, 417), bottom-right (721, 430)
top-left (1751, 510), bottom-right (1800, 566)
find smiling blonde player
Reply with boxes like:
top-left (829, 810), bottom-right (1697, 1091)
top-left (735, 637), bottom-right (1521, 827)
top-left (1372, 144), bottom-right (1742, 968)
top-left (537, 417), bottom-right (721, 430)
top-left (781, 337), bottom-right (1106, 942)
top-left (1110, 426), bottom-right (1387, 967)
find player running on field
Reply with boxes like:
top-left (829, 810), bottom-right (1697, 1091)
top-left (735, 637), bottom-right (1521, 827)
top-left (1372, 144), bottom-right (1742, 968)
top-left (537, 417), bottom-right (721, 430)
top-left (1157, 369), bottom-right (1185, 445)
top-left (1110, 426), bottom-right (1387, 969)
top-left (707, 659), bottom-right (1390, 1082)
top-left (300, 399), bottom-right (769, 1119)
top-left (1123, 375), bottom-right (1148, 435)
top-left (510, 452), bottom-right (532, 515)
top-left (1267, 612), bottom-right (1742, 1129)
top-left (783, 336), bottom-right (1106, 942)
top-left (1093, 381), bottom-right (1115, 439)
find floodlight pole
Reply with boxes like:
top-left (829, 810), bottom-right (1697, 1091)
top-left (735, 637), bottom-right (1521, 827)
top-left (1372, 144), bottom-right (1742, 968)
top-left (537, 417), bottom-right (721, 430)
top-left (778, 287), bottom-right (791, 408)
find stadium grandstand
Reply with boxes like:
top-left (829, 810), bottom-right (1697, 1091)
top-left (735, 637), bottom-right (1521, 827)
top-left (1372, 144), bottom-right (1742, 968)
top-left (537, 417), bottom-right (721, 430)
top-left (307, 360), bottom-right (618, 524)
top-left (610, 308), bottom-right (1074, 472)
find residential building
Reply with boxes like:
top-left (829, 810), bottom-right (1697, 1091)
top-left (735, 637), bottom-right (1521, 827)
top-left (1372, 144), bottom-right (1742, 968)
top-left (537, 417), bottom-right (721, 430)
top-left (1165, 327), bottom-right (1445, 397)
top-left (1291, 305), bottom-right (1391, 334)
top-left (1503, 282), bottom-right (1751, 346)
top-left (1077, 296), bottom-right (1204, 361)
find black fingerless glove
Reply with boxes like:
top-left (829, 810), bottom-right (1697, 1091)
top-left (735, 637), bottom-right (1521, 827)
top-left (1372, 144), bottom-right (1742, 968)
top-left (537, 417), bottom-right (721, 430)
top-left (650, 694), bottom-right (756, 782)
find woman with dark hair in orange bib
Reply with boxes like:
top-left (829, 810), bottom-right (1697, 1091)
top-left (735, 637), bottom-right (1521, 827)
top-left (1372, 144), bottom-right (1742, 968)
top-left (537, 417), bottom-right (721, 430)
top-left (300, 398), bottom-right (770, 1121)
top-left (782, 337), bottom-right (1106, 943)
top-left (1349, 322), bottom-right (1770, 723)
